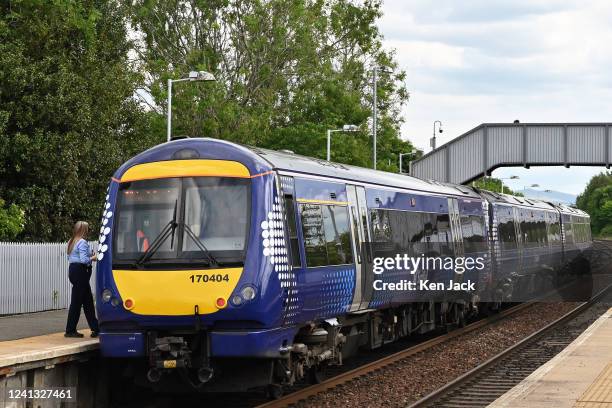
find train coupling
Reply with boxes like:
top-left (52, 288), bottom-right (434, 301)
top-left (147, 335), bottom-right (193, 383)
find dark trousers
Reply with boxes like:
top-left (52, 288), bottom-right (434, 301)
top-left (66, 263), bottom-right (99, 333)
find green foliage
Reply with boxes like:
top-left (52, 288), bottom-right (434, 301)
top-left (0, 198), bottom-right (25, 240)
top-left (0, 0), bottom-right (156, 241)
top-left (1, 0), bottom-right (416, 241)
top-left (576, 172), bottom-right (612, 236)
top-left (472, 177), bottom-right (524, 196)
top-left (128, 0), bottom-right (413, 169)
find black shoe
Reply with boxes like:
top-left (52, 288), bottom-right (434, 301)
top-left (64, 332), bottom-right (84, 338)
top-left (90, 331), bottom-right (99, 338)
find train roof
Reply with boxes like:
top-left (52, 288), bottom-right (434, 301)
top-left (245, 145), bottom-right (483, 199)
top-left (478, 189), bottom-right (589, 217)
top-left (133, 138), bottom-right (587, 219)
top-left (477, 190), bottom-right (559, 211)
top-left (556, 203), bottom-right (589, 217)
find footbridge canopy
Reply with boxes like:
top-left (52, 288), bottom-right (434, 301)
top-left (410, 123), bottom-right (612, 184)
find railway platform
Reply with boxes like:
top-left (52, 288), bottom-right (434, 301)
top-left (0, 330), bottom-right (98, 374)
top-left (0, 309), bottom-right (90, 342)
top-left (489, 306), bottom-right (612, 408)
top-left (0, 309), bottom-right (98, 375)
top-left (0, 310), bottom-right (102, 408)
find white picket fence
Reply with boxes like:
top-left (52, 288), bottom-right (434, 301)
top-left (0, 242), bottom-right (97, 315)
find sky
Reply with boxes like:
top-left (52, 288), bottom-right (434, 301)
top-left (378, 0), bottom-right (612, 195)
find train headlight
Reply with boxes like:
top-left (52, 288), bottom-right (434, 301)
top-left (101, 289), bottom-right (112, 303)
top-left (231, 295), bottom-right (243, 306)
top-left (240, 285), bottom-right (257, 301)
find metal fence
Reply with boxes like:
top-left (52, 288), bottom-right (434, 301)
top-left (0, 242), bottom-right (96, 315)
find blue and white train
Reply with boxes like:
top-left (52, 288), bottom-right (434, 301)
top-left (95, 138), bottom-right (591, 394)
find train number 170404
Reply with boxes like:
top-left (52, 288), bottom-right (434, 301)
top-left (189, 274), bottom-right (230, 283)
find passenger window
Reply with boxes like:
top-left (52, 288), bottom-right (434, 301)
top-left (370, 209), bottom-right (449, 256)
top-left (284, 195), bottom-right (302, 267)
top-left (300, 204), bottom-right (327, 267)
top-left (435, 214), bottom-right (453, 256)
top-left (300, 203), bottom-right (353, 267)
top-left (461, 215), bottom-right (485, 253)
top-left (370, 209), bottom-right (391, 243)
top-left (321, 206), bottom-right (353, 265)
top-left (565, 222), bottom-right (573, 243)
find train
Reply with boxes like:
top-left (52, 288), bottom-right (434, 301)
top-left (95, 137), bottom-right (592, 396)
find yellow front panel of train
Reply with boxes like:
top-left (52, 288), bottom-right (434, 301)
top-left (112, 268), bottom-right (243, 315)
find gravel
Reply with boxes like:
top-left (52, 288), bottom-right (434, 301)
top-left (299, 302), bottom-right (580, 408)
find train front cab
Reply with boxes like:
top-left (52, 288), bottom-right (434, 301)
top-left (95, 141), bottom-right (299, 390)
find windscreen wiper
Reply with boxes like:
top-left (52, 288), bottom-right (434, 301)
top-left (134, 200), bottom-right (178, 267)
top-left (181, 223), bottom-right (218, 266)
top-left (169, 199), bottom-right (178, 249)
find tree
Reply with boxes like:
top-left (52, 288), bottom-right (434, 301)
top-left (576, 172), bottom-right (612, 236)
top-left (0, 0), bottom-right (155, 241)
top-left (128, 0), bottom-right (412, 170)
top-left (473, 177), bottom-right (524, 196)
top-left (0, 198), bottom-right (24, 241)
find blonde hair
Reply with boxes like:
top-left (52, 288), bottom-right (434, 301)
top-left (67, 221), bottom-right (89, 254)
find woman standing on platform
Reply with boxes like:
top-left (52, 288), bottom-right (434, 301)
top-left (65, 221), bottom-right (99, 338)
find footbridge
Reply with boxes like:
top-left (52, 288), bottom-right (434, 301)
top-left (410, 123), bottom-right (612, 184)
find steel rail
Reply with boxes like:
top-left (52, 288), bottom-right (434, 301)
top-left (256, 302), bottom-right (533, 408)
top-left (408, 283), bottom-right (612, 408)
top-left (256, 240), bottom-right (612, 408)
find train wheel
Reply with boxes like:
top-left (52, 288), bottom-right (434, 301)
top-left (266, 384), bottom-right (284, 399)
top-left (308, 365), bottom-right (326, 384)
top-left (457, 309), bottom-right (466, 328)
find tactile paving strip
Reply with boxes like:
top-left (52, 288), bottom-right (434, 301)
top-left (575, 362), bottom-right (612, 407)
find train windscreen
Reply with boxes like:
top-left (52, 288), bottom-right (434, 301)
top-left (113, 177), bottom-right (250, 267)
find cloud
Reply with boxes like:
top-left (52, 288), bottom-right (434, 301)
top-left (385, 0), bottom-right (580, 23)
top-left (380, 0), bottom-right (612, 193)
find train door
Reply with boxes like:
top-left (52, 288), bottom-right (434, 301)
top-left (447, 198), bottom-right (465, 294)
top-left (447, 198), bottom-right (464, 257)
top-left (346, 185), bottom-right (370, 312)
top-left (513, 207), bottom-right (524, 274)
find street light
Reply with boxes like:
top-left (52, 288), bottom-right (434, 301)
top-left (430, 120), bottom-right (443, 150)
top-left (499, 175), bottom-right (519, 194)
top-left (399, 151), bottom-right (414, 174)
top-left (372, 66), bottom-right (393, 169)
top-left (167, 71), bottom-right (216, 142)
top-left (326, 124), bottom-right (360, 161)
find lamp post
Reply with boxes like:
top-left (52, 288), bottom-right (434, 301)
top-left (430, 120), bottom-right (443, 150)
top-left (372, 68), bottom-right (377, 169)
top-left (499, 175), bottom-right (519, 194)
top-left (326, 125), bottom-right (359, 161)
top-left (399, 151), bottom-right (414, 174)
top-left (167, 71), bottom-right (216, 142)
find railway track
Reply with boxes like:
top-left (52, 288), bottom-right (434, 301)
top-left (257, 289), bottom-right (612, 408)
top-left (255, 302), bottom-right (535, 408)
top-left (408, 284), bottom-right (612, 408)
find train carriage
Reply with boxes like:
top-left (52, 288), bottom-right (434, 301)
top-left (96, 137), bottom-right (591, 393)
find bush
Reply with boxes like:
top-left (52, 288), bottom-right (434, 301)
top-left (0, 199), bottom-right (25, 241)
